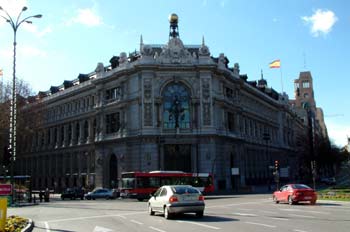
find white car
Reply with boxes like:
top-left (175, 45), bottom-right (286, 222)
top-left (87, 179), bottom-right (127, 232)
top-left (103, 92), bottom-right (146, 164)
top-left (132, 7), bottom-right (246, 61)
top-left (148, 185), bottom-right (205, 219)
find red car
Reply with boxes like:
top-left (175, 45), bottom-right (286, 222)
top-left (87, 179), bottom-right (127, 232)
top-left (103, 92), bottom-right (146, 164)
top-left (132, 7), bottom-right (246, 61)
top-left (273, 184), bottom-right (317, 205)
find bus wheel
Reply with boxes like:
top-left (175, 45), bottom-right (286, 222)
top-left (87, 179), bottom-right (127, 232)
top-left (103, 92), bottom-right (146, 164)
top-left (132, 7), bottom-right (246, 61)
top-left (137, 198), bottom-right (144, 202)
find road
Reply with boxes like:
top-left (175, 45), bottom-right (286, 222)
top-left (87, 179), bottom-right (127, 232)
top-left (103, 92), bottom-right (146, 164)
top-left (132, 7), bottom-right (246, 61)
top-left (8, 194), bottom-right (350, 232)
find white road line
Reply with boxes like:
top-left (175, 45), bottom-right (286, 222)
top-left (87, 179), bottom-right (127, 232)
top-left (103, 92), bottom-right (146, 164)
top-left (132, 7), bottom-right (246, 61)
top-left (117, 215), bottom-right (127, 219)
top-left (280, 208), bottom-right (329, 215)
top-left (237, 208), bottom-right (252, 211)
top-left (44, 221), bottom-right (51, 232)
top-left (149, 226), bottom-right (167, 232)
top-left (47, 211), bottom-right (144, 223)
top-left (270, 217), bottom-right (289, 221)
top-left (130, 219), bottom-right (143, 225)
top-left (233, 213), bottom-right (258, 217)
top-left (177, 220), bottom-right (221, 230)
top-left (245, 221), bottom-right (276, 228)
top-left (288, 214), bottom-right (316, 219)
top-left (293, 229), bottom-right (309, 232)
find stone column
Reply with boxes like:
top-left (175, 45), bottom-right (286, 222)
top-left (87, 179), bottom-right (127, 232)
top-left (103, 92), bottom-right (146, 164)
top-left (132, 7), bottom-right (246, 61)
top-left (71, 122), bottom-right (77, 146)
top-left (87, 118), bottom-right (94, 143)
top-left (49, 128), bottom-right (54, 148)
top-left (78, 120), bottom-right (84, 145)
top-left (62, 124), bottom-right (68, 147)
top-left (94, 149), bottom-right (104, 188)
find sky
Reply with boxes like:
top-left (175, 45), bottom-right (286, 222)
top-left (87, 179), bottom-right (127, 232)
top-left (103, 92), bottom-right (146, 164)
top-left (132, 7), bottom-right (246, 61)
top-left (0, 0), bottom-right (349, 147)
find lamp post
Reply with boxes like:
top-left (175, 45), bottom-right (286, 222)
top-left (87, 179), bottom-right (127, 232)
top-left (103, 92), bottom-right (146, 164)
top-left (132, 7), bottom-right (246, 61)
top-left (0, 5), bottom-right (42, 202)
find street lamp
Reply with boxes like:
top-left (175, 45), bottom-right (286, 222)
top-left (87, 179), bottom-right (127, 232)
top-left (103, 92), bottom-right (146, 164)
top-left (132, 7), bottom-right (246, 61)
top-left (0, 5), bottom-right (42, 202)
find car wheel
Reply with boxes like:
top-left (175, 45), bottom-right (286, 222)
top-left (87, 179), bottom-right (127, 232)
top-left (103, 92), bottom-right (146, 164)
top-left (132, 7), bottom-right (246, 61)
top-left (288, 196), bottom-right (294, 205)
top-left (137, 198), bottom-right (144, 202)
top-left (196, 211), bottom-right (204, 218)
top-left (273, 195), bottom-right (279, 204)
top-left (164, 206), bottom-right (172, 219)
top-left (148, 204), bottom-right (155, 216)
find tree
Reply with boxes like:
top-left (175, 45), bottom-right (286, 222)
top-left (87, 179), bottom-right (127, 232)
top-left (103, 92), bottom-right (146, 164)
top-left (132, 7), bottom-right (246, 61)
top-left (0, 78), bottom-right (44, 168)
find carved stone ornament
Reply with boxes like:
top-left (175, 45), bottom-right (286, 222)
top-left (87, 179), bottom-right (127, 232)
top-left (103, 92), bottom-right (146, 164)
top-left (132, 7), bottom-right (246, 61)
top-left (95, 62), bottom-right (104, 74)
top-left (119, 52), bottom-right (128, 64)
top-left (156, 38), bottom-right (195, 64)
top-left (141, 44), bottom-right (153, 56)
top-left (199, 44), bottom-right (210, 56)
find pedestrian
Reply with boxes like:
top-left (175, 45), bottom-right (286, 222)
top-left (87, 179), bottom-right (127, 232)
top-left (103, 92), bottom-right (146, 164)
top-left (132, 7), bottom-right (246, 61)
top-left (45, 188), bottom-right (50, 202)
top-left (39, 190), bottom-right (43, 202)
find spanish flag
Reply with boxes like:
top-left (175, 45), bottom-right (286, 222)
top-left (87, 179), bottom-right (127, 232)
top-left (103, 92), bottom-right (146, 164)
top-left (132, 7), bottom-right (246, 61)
top-left (269, 59), bottom-right (281, 68)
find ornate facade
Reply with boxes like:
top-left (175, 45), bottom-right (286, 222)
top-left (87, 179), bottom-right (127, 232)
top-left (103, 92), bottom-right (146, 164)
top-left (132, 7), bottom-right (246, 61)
top-left (16, 15), bottom-right (310, 192)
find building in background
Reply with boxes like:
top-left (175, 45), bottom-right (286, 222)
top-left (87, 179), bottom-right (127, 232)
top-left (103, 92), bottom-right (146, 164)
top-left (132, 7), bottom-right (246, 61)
top-left (14, 14), bottom-right (325, 192)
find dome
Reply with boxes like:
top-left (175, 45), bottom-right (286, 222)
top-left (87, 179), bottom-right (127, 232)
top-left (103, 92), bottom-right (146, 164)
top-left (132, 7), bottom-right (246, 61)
top-left (169, 13), bottom-right (178, 24)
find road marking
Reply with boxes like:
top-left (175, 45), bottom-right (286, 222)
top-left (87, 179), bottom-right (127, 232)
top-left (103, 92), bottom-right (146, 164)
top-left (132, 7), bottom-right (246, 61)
top-left (288, 214), bottom-right (316, 219)
top-left (280, 208), bottom-right (329, 215)
top-left (149, 226), bottom-right (167, 232)
top-left (44, 221), bottom-right (51, 232)
top-left (293, 229), bottom-right (309, 232)
top-left (245, 221), bottom-right (276, 228)
top-left (177, 220), bottom-right (221, 230)
top-left (117, 215), bottom-right (127, 219)
top-left (233, 213), bottom-right (257, 217)
top-left (93, 226), bottom-right (114, 232)
top-left (47, 211), bottom-right (144, 223)
top-left (270, 217), bottom-right (289, 221)
top-left (130, 219), bottom-right (143, 225)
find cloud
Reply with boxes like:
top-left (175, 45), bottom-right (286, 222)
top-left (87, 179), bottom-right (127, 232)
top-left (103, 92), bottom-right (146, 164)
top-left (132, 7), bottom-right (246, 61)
top-left (0, 0), bottom-right (27, 17)
top-left (0, 45), bottom-right (47, 59)
top-left (66, 8), bottom-right (102, 27)
top-left (22, 24), bottom-right (52, 37)
top-left (302, 9), bottom-right (338, 37)
top-left (326, 120), bottom-right (350, 147)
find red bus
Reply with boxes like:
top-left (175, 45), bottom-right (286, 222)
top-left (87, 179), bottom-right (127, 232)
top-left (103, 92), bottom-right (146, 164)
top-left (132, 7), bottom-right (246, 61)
top-left (120, 171), bottom-right (214, 201)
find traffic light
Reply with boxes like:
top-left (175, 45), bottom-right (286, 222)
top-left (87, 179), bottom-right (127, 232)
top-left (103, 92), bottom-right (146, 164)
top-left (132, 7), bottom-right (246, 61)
top-left (274, 160), bottom-right (279, 170)
top-left (3, 146), bottom-right (11, 166)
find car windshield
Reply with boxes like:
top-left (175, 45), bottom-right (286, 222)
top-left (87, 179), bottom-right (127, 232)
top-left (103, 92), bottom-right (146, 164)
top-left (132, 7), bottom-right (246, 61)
top-left (171, 186), bottom-right (199, 194)
top-left (292, 184), bottom-right (311, 189)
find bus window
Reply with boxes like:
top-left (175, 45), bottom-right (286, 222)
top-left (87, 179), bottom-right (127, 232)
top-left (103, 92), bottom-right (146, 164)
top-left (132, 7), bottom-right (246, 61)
top-left (122, 178), bottom-right (135, 189)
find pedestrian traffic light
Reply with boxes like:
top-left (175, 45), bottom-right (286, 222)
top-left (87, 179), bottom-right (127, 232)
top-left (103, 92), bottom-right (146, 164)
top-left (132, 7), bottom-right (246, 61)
top-left (274, 160), bottom-right (279, 170)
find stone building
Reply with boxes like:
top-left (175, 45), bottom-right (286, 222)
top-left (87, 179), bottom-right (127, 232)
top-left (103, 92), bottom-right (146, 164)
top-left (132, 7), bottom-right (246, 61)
top-left (16, 14), bottom-right (309, 192)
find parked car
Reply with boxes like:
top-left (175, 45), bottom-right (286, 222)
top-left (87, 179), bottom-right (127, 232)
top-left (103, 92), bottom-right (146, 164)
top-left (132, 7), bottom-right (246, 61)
top-left (60, 188), bottom-right (85, 200)
top-left (148, 185), bottom-right (205, 219)
top-left (85, 188), bottom-right (117, 200)
top-left (321, 177), bottom-right (336, 185)
top-left (273, 184), bottom-right (317, 205)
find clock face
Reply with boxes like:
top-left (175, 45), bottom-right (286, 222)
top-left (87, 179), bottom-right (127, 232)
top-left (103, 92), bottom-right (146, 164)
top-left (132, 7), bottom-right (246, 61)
top-left (163, 83), bottom-right (190, 129)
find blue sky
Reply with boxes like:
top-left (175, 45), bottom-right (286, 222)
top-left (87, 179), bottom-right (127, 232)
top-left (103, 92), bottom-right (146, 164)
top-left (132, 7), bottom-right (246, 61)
top-left (0, 0), bottom-right (349, 147)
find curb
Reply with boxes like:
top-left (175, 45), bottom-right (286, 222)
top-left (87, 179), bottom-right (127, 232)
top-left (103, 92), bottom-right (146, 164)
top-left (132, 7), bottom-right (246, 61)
top-left (21, 219), bottom-right (34, 232)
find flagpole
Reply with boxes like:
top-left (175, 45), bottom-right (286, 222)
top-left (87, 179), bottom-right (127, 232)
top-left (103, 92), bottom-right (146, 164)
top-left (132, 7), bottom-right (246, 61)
top-left (280, 66), bottom-right (284, 93)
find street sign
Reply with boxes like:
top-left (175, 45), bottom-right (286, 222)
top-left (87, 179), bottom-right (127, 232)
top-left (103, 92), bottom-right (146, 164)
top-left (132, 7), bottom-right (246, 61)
top-left (0, 184), bottom-right (12, 196)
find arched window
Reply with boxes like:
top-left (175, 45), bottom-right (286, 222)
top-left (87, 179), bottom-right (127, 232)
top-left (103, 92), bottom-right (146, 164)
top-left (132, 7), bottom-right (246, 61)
top-left (162, 83), bottom-right (190, 129)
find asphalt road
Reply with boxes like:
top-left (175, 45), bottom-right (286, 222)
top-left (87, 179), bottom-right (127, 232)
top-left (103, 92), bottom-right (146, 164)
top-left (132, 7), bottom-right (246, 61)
top-left (8, 194), bottom-right (350, 232)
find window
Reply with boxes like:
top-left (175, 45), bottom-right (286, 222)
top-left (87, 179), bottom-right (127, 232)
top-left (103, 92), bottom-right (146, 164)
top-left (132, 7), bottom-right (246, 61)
top-left (302, 81), bottom-right (310, 88)
top-left (294, 83), bottom-right (299, 89)
top-left (227, 112), bottom-right (235, 132)
top-left (303, 93), bottom-right (309, 99)
top-left (225, 87), bottom-right (234, 99)
top-left (106, 112), bottom-right (120, 134)
top-left (162, 83), bottom-right (190, 129)
top-left (106, 87), bottom-right (121, 101)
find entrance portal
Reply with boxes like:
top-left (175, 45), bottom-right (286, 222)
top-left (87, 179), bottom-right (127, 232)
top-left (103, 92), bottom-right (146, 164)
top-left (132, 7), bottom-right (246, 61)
top-left (109, 155), bottom-right (118, 188)
top-left (164, 144), bottom-right (191, 172)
